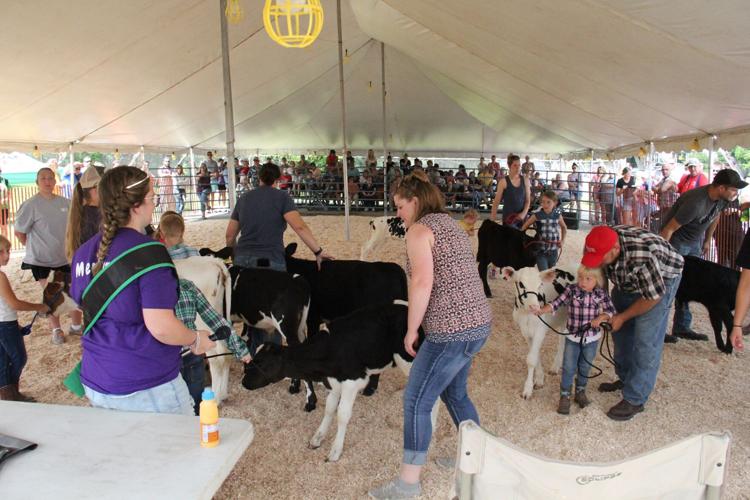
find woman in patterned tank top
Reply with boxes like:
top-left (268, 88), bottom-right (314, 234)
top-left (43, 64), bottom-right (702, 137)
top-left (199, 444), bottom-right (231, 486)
top-left (369, 171), bottom-right (492, 500)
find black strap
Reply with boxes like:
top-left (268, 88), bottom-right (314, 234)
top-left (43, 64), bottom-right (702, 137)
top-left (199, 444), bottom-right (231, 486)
top-left (80, 242), bottom-right (176, 334)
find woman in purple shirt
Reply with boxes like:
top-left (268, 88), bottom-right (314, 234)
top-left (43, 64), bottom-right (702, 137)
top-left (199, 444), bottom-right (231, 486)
top-left (71, 167), bottom-right (215, 415)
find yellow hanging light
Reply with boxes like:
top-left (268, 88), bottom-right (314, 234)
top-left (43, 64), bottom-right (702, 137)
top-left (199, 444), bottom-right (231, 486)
top-left (171, 152), bottom-right (177, 161)
top-left (691, 137), bottom-right (701, 151)
top-left (638, 147), bottom-right (647, 158)
top-left (114, 148), bottom-right (121, 161)
top-left (32, 145), bottom-right (41, 159)
top-left (225, 0), bottom-right (245, 24)
top-left (263, 0), bottom-right (324, 48)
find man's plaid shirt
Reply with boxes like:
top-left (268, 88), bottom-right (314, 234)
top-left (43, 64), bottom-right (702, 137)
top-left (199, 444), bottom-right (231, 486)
top-left (176, 278), bottom-right (250, 360)
top-left (550, 284), bottom-right (616, 344)
top-left (605, 225), bottom-right (684, 300)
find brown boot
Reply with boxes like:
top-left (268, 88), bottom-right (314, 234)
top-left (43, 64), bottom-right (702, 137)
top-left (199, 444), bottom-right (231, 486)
top-left (12, 384), bottom-right (36, 402)
top-left (574, 390), bottom-right (591, 408)
top-left (557, 395), bottom-right (571, 415)
top-left (0, 384), bottom-right (19, 401)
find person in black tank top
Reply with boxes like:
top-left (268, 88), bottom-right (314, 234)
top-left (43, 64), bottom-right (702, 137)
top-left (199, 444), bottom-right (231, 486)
top-left (490, 154), bottom-right (531, 228)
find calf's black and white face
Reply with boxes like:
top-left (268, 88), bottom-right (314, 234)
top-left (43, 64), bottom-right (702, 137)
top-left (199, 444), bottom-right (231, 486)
top-left (242, 343), bottom-right (286, 390)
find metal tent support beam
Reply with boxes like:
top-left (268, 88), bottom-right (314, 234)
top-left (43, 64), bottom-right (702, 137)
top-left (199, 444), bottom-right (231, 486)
top-left (708, 135), bottom-right (716, 178)
top-left (68, 143), bottom-right (74, 194)
top-left (220, 0), bottom-right (237, 211)
top-left (336, 0), bottom-right (350, 240)
top-left (381, 41), bottom-right (388, 217)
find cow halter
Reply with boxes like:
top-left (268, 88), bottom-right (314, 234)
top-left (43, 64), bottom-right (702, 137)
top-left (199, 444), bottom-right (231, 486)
top-left (514, 281), bottom-right (545, 309)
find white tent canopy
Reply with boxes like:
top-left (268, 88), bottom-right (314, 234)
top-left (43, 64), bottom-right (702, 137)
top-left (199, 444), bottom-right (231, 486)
top-left (1, 0), bottom-right (749, 156)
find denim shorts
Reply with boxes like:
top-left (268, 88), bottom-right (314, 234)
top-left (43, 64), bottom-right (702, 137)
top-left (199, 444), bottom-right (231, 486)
top-left (84, 375), bottom-right (195, 416)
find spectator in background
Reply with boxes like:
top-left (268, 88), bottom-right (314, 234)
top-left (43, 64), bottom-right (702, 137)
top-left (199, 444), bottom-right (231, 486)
top-left (158, 157), bottom-right (176, 213)
top-left (522, 155), bottom-right (535, 174)
top-left (62, 162), bottom-right (83, 186)
top-left (677, 158), bottom-right (708, 194)
top-left (731, 228), bottom-right (750, 351)
top-left (0, 167), bottom-right (11, 234)
top-left (488, 155), bottom-right (501, 179)
top-left (598, 169), bottom-right (616, 225)
top-left (205, 151), bottom-right (219, 173)
top-left (217, 160), bottom-right (228, 208)
top-left (196, 163), bottom-right (212, 219)
top-left (15, 168), bottom-right (74, 345)
top-left (616, 167), bottom-right (637, 225)
top-left (567, 163), bottom-right (581, 210)
top-left (551, 174), bottom-right (570, 204)
top-left (454, 165), bottom-right (468, 182)
top-left (366, 149), bottom-right (377, 169)
top-left (652, 162), bottom-right (678, 213)
top-left (174, 165), bottom-right (188, 215)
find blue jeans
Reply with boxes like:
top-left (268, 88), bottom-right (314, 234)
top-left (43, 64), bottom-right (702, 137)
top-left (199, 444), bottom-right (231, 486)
top-left (560, 338), bottom-right (599, 395)
top-left (83, 375), bottom-right (195, 416)
top-left (670, 241), bottom-right (701, 333)
top-left (180, 354), bottom-right (205, 415)
top-left (234, 257), bottom-right (287, 353)
top-left (536, 249), bottom-right (558, 271)
top-left (403, 334), bottom-right (488, 465)
top-left (175, 189), bottom-right (186, 214)
top-left (0, 321), bottom-right (26, 387)
top-left (198, 190), bottom-right (209, 213)
top-left (611, 276), bottom-right (681, 406)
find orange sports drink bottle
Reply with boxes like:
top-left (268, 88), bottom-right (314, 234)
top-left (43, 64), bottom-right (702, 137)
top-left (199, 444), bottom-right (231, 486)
top-left (199, 388), bottom-right (220, 448)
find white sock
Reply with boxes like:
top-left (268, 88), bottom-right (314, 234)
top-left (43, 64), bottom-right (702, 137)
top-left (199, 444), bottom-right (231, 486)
top-left (70, 324), bottom-right (82, 331)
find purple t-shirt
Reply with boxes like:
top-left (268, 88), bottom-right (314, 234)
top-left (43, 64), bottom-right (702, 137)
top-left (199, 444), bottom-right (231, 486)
top-left (71, 228), bottom-right (179, 395)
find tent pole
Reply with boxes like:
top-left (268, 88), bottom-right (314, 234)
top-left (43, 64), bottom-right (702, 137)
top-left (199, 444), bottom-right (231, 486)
top-left (336, 0), bottom-right (350, 240)
top-left (189, 147), bottom-right (197, 213)
top-left (708, 135), bottom-right (716, 179)
top-left (381, 41), bottom-right (387, 217)
top-left (68, 143), bottom-right (75, 196)
top-left (220, 0), bottom-right (237, 211)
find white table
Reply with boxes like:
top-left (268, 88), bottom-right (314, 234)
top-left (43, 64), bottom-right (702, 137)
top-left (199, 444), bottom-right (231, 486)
top-left (0, 401), bottom-right (253, 499)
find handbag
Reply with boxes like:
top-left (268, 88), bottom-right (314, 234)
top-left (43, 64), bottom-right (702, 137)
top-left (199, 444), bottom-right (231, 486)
top-left (63, 241), bottom-right (175, 397)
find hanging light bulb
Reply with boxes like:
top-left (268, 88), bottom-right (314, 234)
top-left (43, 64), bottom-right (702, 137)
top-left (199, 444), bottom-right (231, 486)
top-left (114, 148), bottom-right (121, 161)
top-left (368, 81), bottom-right (373, 92)
top-left (32, 145), bottom-right (41, 159)
top-left (171, 152), bottom-right (177, 161)
top-left (263, 0), bottom-right (324, 48)
top-left (225, 0), bottom-right (245, 24)
top-left (344, 48), bottom-right (350, 63)
top-left (638, 147), bottom-right (647, 158)
top-left (691, 137), bottom-right (701, 151)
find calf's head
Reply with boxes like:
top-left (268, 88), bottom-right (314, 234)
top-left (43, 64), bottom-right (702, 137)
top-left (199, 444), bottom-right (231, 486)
top-left (42, 280), bottom-right (77, 317)
top-left (502, 266), bottom-right (557, 313)
top-left (242, 343), bottom-right (286, 390)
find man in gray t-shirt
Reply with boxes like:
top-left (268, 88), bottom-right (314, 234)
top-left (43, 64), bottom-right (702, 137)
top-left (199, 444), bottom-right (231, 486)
top-left (660, 169), bottom-right (747, 341)
top-left (205, 151), bottom-right (219, 173)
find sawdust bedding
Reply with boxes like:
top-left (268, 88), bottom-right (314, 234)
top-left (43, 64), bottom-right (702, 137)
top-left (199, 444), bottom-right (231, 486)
top-left (13, 215), bottom-right (750, 499)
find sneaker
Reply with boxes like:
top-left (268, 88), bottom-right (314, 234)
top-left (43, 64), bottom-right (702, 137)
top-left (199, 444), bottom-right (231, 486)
top-left (664, 334), bottom-right (679, 344)
top-left (68, 324), bottom-right (83, 336)
top-left (606, 399), bottom-right (644, 421)
top-left (51, 328), bottom-right (65, 345)
top-left (368, 478), bottom-right (421, 499)
top-left (673, 329), bottom-right (709, 341)
top-left (574, 391), bottom-right (591, 408)
top-left (557, 395), bottom-right (571, 415)
top-left (598, 379), bottom-right (624, 393)
top-left (435, 456), bottom-right (456, 470)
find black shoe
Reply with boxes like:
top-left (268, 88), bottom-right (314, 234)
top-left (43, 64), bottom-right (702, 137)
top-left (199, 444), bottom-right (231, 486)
top-left (598, 380), bottom-right (624, 393)
top-left (607, 399), bottom-right (644, 421)
top-left (664, 334), bottom-right (679, 344)
top-left (673, 330), bottom-right (709, 341)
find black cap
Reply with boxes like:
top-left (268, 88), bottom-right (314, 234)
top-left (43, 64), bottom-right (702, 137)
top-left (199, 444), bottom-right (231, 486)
top-left (713, 169), bottom-right (748, 189)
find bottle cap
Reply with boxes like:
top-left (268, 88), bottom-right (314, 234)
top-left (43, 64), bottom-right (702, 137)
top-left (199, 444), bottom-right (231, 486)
top-left (201, 388), bottom-right (215, 401)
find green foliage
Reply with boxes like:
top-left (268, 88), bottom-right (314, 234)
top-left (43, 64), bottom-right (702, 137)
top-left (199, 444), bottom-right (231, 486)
top-left (731, 146), bottom-right (750, 176)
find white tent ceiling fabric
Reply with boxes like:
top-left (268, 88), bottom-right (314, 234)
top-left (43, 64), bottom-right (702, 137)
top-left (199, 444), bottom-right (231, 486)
top-left (1, 0), bottom-right (749, 156)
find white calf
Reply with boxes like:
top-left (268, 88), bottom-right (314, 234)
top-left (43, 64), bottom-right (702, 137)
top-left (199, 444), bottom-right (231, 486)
top-left (360, 216), bottom-right (405, 260)
top-left (174, 256), bottom-right (233, 405)
top-left (502, 266), bottom-right (575, 399)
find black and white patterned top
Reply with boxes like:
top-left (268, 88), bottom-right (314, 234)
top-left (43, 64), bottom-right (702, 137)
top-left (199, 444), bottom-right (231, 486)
top-left (407, 212), bottom-right (492, 342)
top-left (535, 207), bottom-right (562, 252)
top-left (605, 225), bottom-right (684, 300)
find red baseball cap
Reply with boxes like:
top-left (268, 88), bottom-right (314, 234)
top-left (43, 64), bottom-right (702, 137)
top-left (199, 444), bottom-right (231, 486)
top-left (582, 226), bottom-right (619, 267)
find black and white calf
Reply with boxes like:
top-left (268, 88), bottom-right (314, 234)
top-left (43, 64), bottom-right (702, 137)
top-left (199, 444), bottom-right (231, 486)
top-left (360, 216), bottom-right (405, 260)
top-left (229, 266), bottom-right (317, 410)
top-left (502, 266), bottom-right (575, 399)
top-left (676, 256), bottom-right (742, 354)
top-left (285, 242), bottom-right (408, 396)
top-left (242, 301), bottom-right (437, 462)
top-left (477, 220), bottom-right (538, 297)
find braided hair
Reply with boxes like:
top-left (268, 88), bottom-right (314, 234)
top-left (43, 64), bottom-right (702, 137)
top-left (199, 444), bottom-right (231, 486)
top-left (91, 166), bottom-right (150, 276)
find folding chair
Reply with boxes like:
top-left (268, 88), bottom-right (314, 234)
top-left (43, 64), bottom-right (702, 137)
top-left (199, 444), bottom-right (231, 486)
top-left (453, 421), bottom-right (731, 500)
